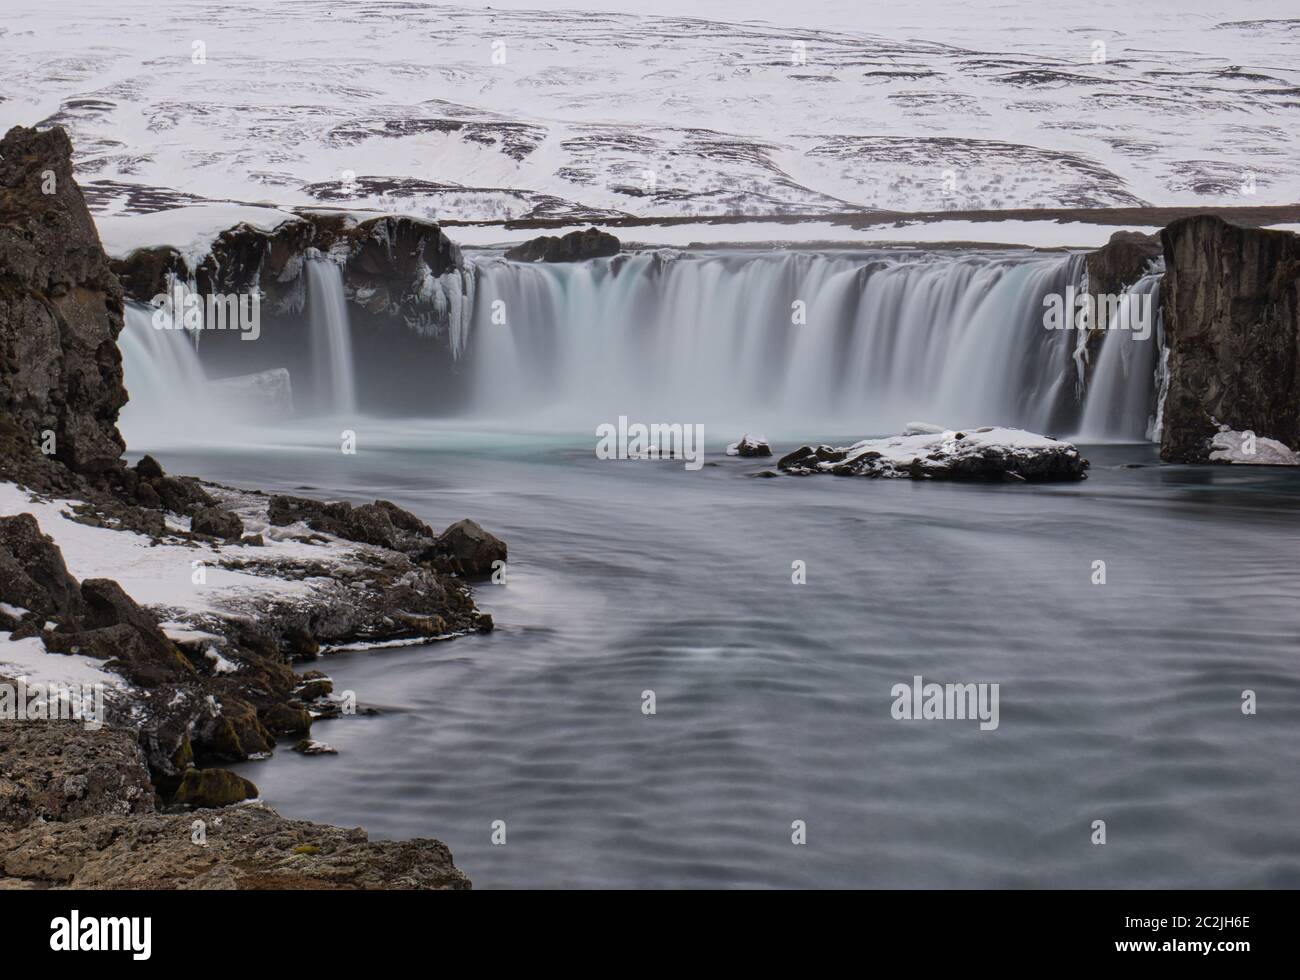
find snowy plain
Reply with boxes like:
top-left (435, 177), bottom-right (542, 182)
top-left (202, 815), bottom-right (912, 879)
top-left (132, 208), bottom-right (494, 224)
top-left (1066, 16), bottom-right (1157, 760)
top-left (2, 0), bottom-right (1297, 228)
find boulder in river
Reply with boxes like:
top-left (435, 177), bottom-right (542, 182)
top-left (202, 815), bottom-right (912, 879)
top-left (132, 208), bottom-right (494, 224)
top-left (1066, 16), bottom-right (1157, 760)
top-left (726, 434), bottom-right (772, 457)
top-left (777, 426), bottom-right (1088, 482)
top-left (430, 518), bottom-right (508, 577)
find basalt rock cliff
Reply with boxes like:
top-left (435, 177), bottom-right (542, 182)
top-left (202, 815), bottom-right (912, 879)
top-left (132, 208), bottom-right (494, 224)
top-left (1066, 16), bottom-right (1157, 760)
top-left (0, 125), bottom-right (126, 474)
top-left (1158, 216), bottom-right (1300, 462)
top-left (111, 210), bottom-right (473, 413)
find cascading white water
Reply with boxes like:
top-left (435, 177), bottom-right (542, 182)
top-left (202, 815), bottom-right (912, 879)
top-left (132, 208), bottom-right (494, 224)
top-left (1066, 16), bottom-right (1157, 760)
top-left (1076, 272), bottom-right (1162, 443)
top-left (467, 249), bottom-right (1095, 437)
top-left (118, 302), bottom-right (212, 444)
top-left (305, 257), bottom-right (357, 415)
top-left (121, 248), bottom-right (1161, 442)
top-left (119, 301), bottom-right (296, 447)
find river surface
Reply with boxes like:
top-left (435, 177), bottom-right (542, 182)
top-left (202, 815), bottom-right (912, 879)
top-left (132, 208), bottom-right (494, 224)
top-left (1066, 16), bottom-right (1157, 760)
top-left (139, 424), bottom-right (1300, 889)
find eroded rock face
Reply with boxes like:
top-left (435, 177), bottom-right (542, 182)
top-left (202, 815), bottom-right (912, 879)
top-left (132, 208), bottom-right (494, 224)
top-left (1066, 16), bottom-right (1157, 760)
top-left (0, 802), bottom-right (470, 890)
top-left (504, 226), bottom-right (620, 263)
top-left (1086, 230), bottom-right (1162, 307)
top-left (110, 211), bottom-right (468, 338)
top-left (1159, 216), bottom-right (1300, 462)
top-left (0, 722), bottom-right (154, 830)
top-left (268, 494), bottom-right (435, 555)
top-left (0, 126), bottom-right (126, 473)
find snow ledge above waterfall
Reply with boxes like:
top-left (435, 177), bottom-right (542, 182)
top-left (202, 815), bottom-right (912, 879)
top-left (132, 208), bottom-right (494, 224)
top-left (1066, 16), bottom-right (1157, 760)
top-left (776, 425), bottom-right (1089, 482)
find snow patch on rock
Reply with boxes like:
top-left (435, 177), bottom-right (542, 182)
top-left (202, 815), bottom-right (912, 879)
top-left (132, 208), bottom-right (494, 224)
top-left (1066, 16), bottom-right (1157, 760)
top-left (778, 425), bottom-right (1088, 481)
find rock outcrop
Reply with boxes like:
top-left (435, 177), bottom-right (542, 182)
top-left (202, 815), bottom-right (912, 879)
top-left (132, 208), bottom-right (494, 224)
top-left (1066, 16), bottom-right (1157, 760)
top-left (726, 434), bottom-right (772, 458)
top-left (431, 518), bottom-right (508, 578)
top-left (1159, 216), bottom-right (1300, 463)
top-left (0, 721), bottom-right (154, 829)
top-left (0, 801), bottom-right (470, 890)
top-left (0, 126), bottom-right (126, 474)
top-left (777, 426), bottom-right (1089, 482)
top-left (0, 722), bottom-right (468, 889)
top-left (267, 494), bottom-right (507, 578)
top-left (1086, 230), bottom-right (1162, 314)
top-left (504, 226), bottom-right (620, 263)
top-left (268, 494), bottom-right (436, 556)
top-left (111, 211), bottom-right (470, 340)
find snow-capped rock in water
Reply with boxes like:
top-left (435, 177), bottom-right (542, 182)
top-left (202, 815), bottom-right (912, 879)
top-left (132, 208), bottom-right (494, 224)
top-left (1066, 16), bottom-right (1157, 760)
top-left (777, 426), bottom-right (1088, 482)
top-left (726, 435), bottom-right (773, 458)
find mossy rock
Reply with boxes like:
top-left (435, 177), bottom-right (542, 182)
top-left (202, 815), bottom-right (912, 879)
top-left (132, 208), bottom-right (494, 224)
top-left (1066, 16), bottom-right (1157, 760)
top-left (260, 703), bottom-right (312, 735)
top-left (173, 768), bottom-right (259, 808)
top-left (295, 679), bottom-right (333, 701)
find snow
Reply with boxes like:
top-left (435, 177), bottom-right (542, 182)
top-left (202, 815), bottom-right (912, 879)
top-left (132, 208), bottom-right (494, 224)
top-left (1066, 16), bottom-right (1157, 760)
top-left (96, 205), bottom-right (301, 269)
top-left (455, 219), bottom-right (1162, 251)
top-left (726, 434), bottom-right (770, 456)
top-left (159, 623), bottom-right (223, 645)
top-left (0, 632), bottom-right (122, 690)
top-left (1208, 429), bottom-right (1300, 466)
top-left (3, 0), bottom-right (1297, 226)
top-left (0, 481), bottom-right (363, 631)
top-left (204, 647), bottom-right (240, 675)
top-left (0, 602), bottom-right (29, 620)
top-left (840, 425), bottom-right (1069, 469)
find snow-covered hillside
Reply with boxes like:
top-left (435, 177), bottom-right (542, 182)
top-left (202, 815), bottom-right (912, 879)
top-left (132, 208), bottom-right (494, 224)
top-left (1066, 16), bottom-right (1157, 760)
top-left (2, 0), bottom-right (1297, 221)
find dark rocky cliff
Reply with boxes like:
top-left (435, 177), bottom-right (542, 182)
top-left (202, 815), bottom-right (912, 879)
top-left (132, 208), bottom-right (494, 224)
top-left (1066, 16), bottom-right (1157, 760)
top-left (1159, 216), bottom-right (1300, 462)
top-left (112, 210), bottom-right (473, 413)
top-left (112, 210), bottom-right (468, 335)
top-left (0, 125), bottom-right (126, 473)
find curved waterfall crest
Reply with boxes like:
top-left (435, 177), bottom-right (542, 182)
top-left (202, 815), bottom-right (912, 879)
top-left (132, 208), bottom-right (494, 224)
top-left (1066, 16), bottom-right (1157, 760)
top-left (121, 247), bottom-right (1161, 443)
top-left (466, 248), bottom-right (1152, 439)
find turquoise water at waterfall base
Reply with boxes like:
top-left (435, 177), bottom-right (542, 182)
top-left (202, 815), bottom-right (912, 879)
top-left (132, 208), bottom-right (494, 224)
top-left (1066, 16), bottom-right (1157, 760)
top-left (145, 429), bottom-right (1300, 890)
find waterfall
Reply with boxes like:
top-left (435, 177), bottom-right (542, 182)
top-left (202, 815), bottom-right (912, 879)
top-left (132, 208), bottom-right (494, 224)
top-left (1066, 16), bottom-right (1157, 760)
top-left (119, 247), bottom-right (1162, 443)
top-left (1076, 272), bottom-right (1162, 443)
top-left (467, 249), bottom-right (1094, 437)
top-left (118, 302), bottom-right (211, 444)
top-left (119, 302), bottom-right (295, 448)
top-left (305, 257), bottom-right (357, 415)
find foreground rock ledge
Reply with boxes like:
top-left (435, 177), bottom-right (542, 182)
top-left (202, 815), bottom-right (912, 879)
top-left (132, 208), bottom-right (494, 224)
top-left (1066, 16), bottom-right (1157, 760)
top-left (777, 425), bottom-right (1089, 482)
top-left (0, 721), bottom-right (469, 889)
top-left (0, 802), bottom-right (469, 890)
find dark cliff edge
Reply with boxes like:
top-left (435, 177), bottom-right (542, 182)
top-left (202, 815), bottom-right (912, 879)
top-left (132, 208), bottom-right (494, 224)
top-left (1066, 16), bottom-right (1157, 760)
top-left (112, 209), bottom-right (475, 413)
top-left (0, 125), bottom-right (492, 888)
top-left (1158, 216), bottom-right (1300, 463)
top-left (112, 211), bottom-right (466, 334)
top-left (0, 126), bottom-right (126, 474)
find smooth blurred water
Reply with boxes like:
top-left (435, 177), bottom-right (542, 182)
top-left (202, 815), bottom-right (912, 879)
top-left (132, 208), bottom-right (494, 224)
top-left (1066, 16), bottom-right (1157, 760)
top-left (141, 425), bottom-right (1300, 889)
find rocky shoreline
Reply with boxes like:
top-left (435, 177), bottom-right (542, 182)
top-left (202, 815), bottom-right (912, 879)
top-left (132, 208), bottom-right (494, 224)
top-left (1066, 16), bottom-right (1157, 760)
top-left (0, 124), bottom-right (502, 888)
